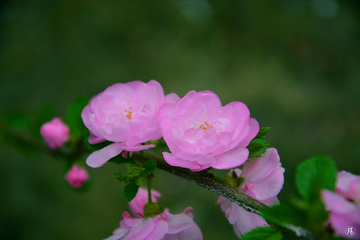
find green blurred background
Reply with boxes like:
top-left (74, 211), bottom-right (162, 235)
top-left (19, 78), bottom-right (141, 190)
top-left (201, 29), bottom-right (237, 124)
top-left (0, 1), bottom-right (359, 239)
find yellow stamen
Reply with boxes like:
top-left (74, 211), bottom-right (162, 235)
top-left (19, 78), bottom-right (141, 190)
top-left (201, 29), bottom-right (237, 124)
top-left (125, 108), bottom-right (132, 119)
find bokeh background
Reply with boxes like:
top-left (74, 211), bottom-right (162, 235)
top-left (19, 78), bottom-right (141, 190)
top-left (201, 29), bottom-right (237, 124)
top-left (1, 1), bottom-right (359, 239)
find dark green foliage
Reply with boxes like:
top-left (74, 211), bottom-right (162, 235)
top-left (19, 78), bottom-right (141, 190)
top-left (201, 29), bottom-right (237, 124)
top-left (241, 227), bottom-right (283, 240)
top-left (123, 181), bottom-right (140, 202)
top-left (114, 158), bottom-right (158, 202)
top-left (0, 110), bottom-right (31, 131)
top-left (262, 156), bottom-right (338, 239)
top-left (141, 158), bottom-right (157, 177)
top-left (31, 105), bottom-right (55, 140)
top-left (65, 94), bottom-right (89, 140)
top-left (247, 127), bottom-right (270, 158)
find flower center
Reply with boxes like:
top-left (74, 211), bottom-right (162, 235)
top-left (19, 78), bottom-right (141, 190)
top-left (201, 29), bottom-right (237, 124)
top-left (125, 107), bottom-right (132, 119)
top-left (199, 121), bottom-right (213, 131)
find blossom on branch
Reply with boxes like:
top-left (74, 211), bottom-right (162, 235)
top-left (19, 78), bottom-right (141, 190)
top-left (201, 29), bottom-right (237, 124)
top-left (64, 164), bottom-right (89, 188)
top-left (322, 171), bottom-right (360, 239)
top-left (40, 118), bottom-right (69, 149)
top-left (217, 148), bottom-right (285, 238)
top-left (82, 80), bottom-right (178, 168)
top-left (158, 90), bottom-right (259, 171)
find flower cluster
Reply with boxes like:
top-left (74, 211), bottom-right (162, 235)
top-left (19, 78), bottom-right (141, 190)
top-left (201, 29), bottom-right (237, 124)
top-left (217, 148), bottom-right (285, 237)
top-left (105, 188), bottom-right (202, 240)
top-left (81, 80), bottom-right (282, 239)
top-left (322, 171), bottom-right (360, 239)
top-left (82, 80), bottom-right (259, 171)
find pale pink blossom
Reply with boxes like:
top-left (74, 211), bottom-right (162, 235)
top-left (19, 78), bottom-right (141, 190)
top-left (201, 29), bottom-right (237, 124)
top-left (217, 148), bottom-right (284, 238)
top-left (158, 90), bottom-right (259, 171)
top-left (321, 171), bottom-right (360, 239)
top-left (129, 188), bottom-right (161, 218)
top-left (322, 190), bottom-right (360, 239)
top-left (64, 164), bottom-right (89, 188)
top-left (336, 171), bottom-right (360, 205)
top-left (82, 80), bottom-right (177, 168)
top-left (40, 118), bottom-right (69, 149)
top-left (105, 207), bottom-right (202, 240)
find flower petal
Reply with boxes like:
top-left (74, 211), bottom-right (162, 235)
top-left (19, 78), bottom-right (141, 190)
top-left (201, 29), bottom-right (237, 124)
top-left (233, 207), bottom-right (268, 238)
top-left (176, 151), bottom-right (216, 165)
top-left (86, 143), bottom-right (155, 168)
top-left (165, 93), bottom-right (181, 104)
top-left (163, 152), bottom-right (202, 171)
top-left (167, 213), bottom-right (194, 234)
top-left (143, 219), bottom-right (169, 240)
top-left (86, 143), bottom-right (124, 168)
top-left (212, 147), bottom-right (249, 169)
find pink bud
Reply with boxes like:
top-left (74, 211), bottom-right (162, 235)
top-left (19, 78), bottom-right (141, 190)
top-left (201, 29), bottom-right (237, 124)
top-left (64, 164), bottom-right (89, 188)
top-left (40, 118), bottom-right (70, 149)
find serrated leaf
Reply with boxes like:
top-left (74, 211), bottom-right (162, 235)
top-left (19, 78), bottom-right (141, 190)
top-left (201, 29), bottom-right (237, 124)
top-left (114, 167), bottom-right (146, 185)
top-left (31, 105), bottom-right (55, 140)
top-left (123, 181), bottom-right (139, 201)
top-left (295, 156), bottom-right (337, 200)
top-left (241, 227), bottom-right (282, 240)
top-left (256, 127), bottom-right (270, 139)
top-left (141, 158), bottom-right (157, 177)
top-left (247, 138), bottom-right (269, 158)
top-left (65, 94), bottom-right (89, 139)
top-left (114, 172), bottom-right (130, 183)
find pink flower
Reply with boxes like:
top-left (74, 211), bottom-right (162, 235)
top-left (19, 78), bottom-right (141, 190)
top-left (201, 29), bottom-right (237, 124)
top-left (40, 118), bottom-right (70, 149)
top-left (158, 90), bottom-right (259, 171)
top-left (129, 188), bottom-right (161, 218)
top-left (322, 190), bottom-right (360, 239)
top-left (321, 171), bottom-right (360, 239)
top-left (217, 148), bottom-right (285, 238)
top-left (105, 207), bottom-right (202, 240)
top-left (336, 171), bottom-right (360, 205)
top-left (82, 80), bottom-right (177, 168)
top-left (64, 164), bottom-right (89, 188)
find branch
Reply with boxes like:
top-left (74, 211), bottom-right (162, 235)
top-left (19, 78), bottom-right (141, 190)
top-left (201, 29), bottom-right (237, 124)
top-left (133, 152), bottom-right (266, 215)
top-left (133, 152), bottom-right (316, 240)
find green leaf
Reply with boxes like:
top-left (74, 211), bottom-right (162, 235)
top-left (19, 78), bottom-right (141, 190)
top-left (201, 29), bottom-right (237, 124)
top-left (31, 105), bottom-right (55, 140)
top-left (65, 94), bottom-right (89, 139)
top-left (123, 181), bottom-right (139, 201)
top-left (114, 167), bottom-right (146, 185)
top-left (141, 158), bottom-right (157, 177)
top-left (0, 110), bottom-right (31, 131)
top-left (261, 203), bottom-right (305, 227)
top-left (241, 227), bottom-right (283, 240)
top-left (247, 127), bottom-right (270, 158)
top-left (248, 138), bottom-right (269, 158)
top-left (114, 172), bottom-right (130, 183)
top-left (256, 127), bottom-right (270, 139)
top-left (295, 156), bottom-right (337, 200)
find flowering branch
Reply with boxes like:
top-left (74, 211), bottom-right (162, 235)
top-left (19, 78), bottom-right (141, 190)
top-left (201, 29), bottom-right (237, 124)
top-left (133, 152), bottom-right (316, 240)
top-left (133, 152), bottom-right (266, 214)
